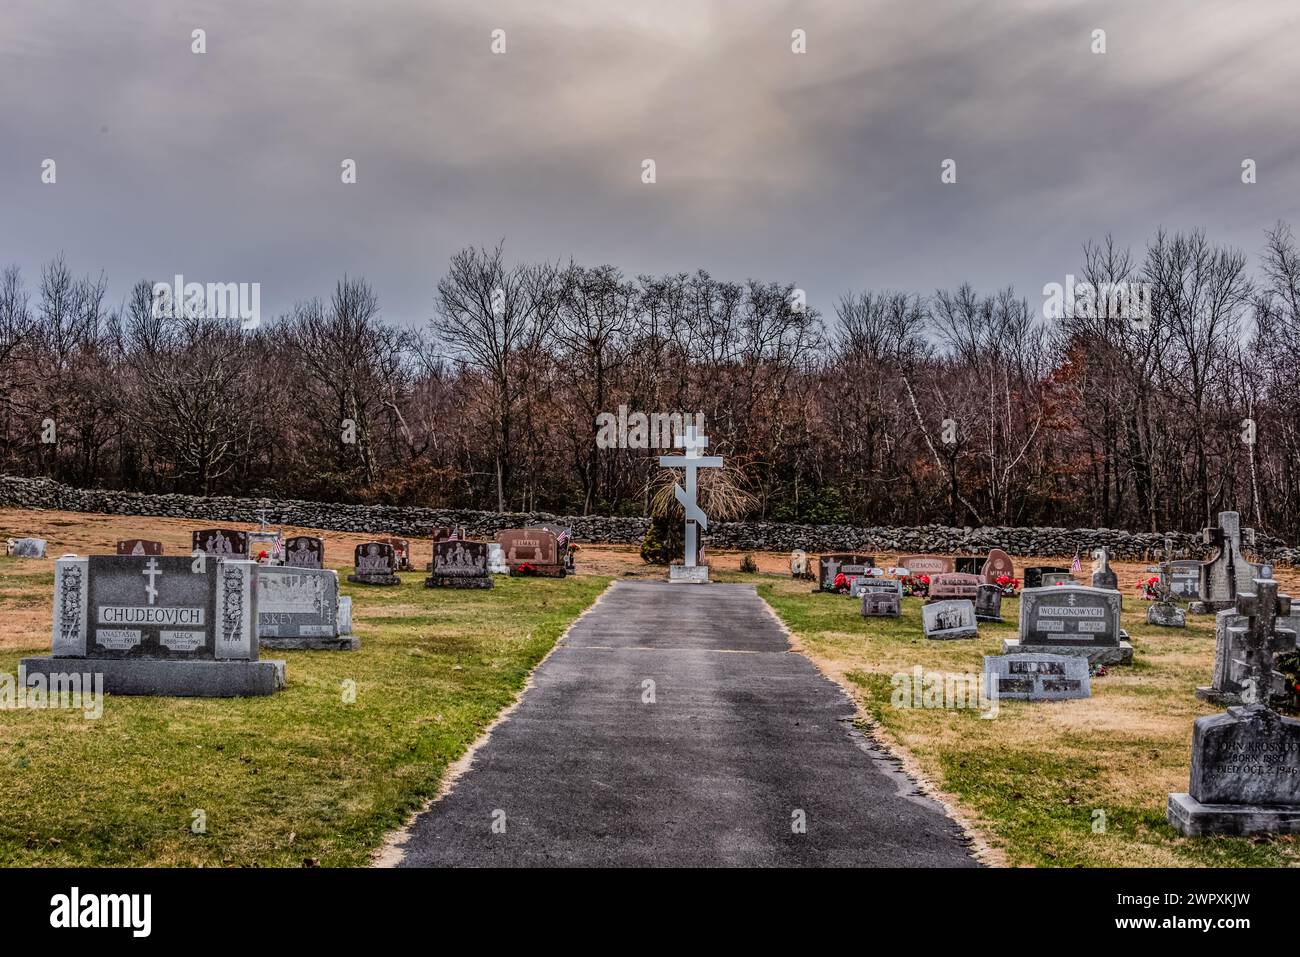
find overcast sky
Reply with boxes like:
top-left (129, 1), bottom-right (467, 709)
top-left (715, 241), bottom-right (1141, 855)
top-left (3, 0), bottom-right (1298, 327)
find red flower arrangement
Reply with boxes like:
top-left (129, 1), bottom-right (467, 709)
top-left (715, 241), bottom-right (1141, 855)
top-left (516, 562), bottom-right (538, 576)
top-left (902, 573), bottom-right (930, 597)
top-left (1139, 575), bottom-right (1160, 600)
top-left (996, 574), bottom-right (1022, 596)
top-left (832, 572), bottom-right (850, 594)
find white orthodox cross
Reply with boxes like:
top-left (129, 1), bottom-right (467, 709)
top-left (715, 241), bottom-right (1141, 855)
top-left (142, 557), bottom-right (162, 606)
top-left (658, 425), bottom-right (723, 569)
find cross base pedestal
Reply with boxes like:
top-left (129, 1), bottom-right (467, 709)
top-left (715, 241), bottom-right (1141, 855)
top-left (669, 564), bottom-right (710, 584)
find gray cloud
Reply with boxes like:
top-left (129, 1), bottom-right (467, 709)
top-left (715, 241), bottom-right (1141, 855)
top-left (2, 0), bottom-right (1297, 325)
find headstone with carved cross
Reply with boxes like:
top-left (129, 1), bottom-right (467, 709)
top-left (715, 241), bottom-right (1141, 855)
top-left (658, 425), bottom-right (723, 583)
top-left (1003, 582), bottom-right (1133, 665)
top-left (19, 554), bottom-right (285, 696)
top-left (1197, 566), bottom-right (1300, 705)
top-left (1190, 511), bottom-right (1256, 614)
top-left (1169, 568), bottom-right (1300, 835)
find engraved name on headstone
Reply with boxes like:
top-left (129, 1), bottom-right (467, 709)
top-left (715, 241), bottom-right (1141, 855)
top-left (257, 565), bottom-right (357, 650)
top-left (1004, 584), bottom-right (1132, 665)
top-left (929, 572), bottom-right (983, 601)
top-left (983, 653), bottom-right (1090, 701)
top-left (20, 554), bottom-right (284, 696)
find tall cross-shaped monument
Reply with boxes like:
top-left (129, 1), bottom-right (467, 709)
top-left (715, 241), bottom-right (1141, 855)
top-left (1232, 568), bottom-right (1295, 707)
top-left (658, 426), bottom-right (722, 570)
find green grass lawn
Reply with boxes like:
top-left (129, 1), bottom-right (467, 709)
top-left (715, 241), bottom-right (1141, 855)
top-left (0, 569), bottom-right (608, 866)
top-left (757, 576), bottom-right (1300, 868)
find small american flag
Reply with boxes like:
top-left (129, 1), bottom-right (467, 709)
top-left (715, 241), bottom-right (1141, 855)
top-left (1070, 551), bottom-right (1082, 573)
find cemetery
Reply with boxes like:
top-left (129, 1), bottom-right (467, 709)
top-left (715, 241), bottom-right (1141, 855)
top-left (4, 497), bottom-right (1300, 870)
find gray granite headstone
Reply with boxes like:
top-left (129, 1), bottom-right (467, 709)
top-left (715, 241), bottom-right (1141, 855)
top-left (1003, 584), bottom-right (1132, 665)
top-left (851, 578), bottom-right (901, 599)
top-left (20, 554), bottom-right (284, 696)
top-left (923, 600), bottom-right (978, 640)
top-left (247, 530), bottom-right (283, 564)
top-left (983, 653), bottom-right (1090, 700)
top-left (258, 566), bottom-right (358, 650)
top-left (1169, 561), bottom-right (1202, 599)
top-left (1191, 511), bottom-right (1256, 614)
top-left (1090, 547), bottom-right (1117, 590)
top-left (860, 590), bottom-right (902, 618)
top-left (1197, 608), bottom-right (1300, 706)
top-left (1170, 571), bottom-right (1300, 836)
top-left (10, 537), bottom-right (47, 558)
top-left (1147, 602), bottom-right (1187, 628)
top-left (929, 572), bottom-right (982, 601)
top-left (1040, 572), bottom-right (1074, 587)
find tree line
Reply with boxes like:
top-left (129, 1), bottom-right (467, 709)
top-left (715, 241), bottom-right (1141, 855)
top-left (2, 225), bottom-right (1299, 540)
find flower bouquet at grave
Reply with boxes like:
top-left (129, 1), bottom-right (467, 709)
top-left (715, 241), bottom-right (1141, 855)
top-left (996, 574), bottom-right (1021, 597)
top-left (831, 572), bottom-right (850, 595)
top-left (1139, 575), bottom-right (1161, 600)
top-left (515, 562), bottom-right (538, 576)
top-left (902, 573), bottom-right (930, 597)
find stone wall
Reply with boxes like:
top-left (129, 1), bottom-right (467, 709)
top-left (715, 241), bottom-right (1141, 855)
top-left (1, 475), bottom-right (1294, 564)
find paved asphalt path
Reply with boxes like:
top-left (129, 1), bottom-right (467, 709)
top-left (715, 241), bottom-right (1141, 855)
top-left (392, 581), bottom-right (979, 867)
